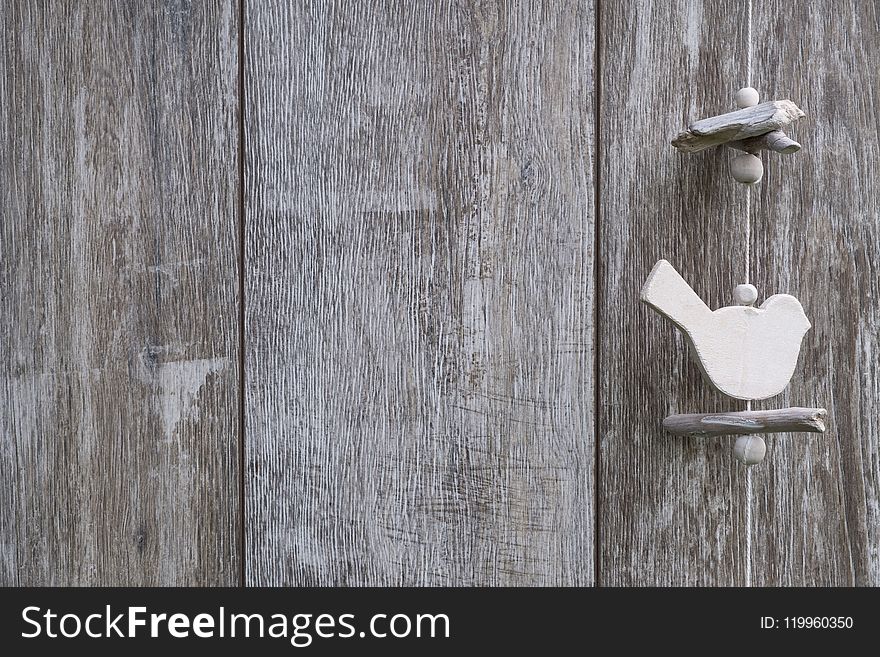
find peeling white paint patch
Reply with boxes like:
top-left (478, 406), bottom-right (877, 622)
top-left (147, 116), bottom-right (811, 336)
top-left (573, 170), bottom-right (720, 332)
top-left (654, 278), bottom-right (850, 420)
top-left (157, 358), bottom-right (226, 441)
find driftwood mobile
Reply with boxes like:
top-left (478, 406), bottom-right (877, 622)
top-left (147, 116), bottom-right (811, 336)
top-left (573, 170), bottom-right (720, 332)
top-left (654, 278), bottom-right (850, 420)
top-left (644, 88), bottom-right (825, 466)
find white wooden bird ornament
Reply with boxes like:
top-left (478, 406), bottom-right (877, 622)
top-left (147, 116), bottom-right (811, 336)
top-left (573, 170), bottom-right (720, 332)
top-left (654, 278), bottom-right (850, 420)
top-left (641, 260), bottom-right (810, 400)
top-left (641, 258), bottom-right (826, 466)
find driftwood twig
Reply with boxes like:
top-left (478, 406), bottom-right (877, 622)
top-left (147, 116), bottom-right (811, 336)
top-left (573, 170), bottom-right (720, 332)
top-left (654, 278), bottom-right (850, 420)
top-left (728, 129), bottom-right (801, 155)
top-left (664, 407), bottom-right (827, 437)
top-left (672, 100), bottom-right (805, 153)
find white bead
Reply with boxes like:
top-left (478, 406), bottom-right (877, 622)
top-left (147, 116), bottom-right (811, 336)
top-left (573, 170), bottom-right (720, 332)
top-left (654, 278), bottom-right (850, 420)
top-left (735, 86), bottom-right (760, 108)
top-left (734, 283), bottom-right (758, 306)
top-left (730, 153), bottom-right (763, 184)
top-left (734, 435), bottom-right (766, 466)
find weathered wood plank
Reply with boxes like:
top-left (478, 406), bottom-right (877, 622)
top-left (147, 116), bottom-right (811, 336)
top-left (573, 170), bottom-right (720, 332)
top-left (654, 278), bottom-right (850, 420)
top-left (599, 0), bottom-right (752, 585)
top-left (750, 0), bottom-right (880, 586)
top-left (0, 1), bottom-right (240, 585)
top-left (245, 1), bottom-right (595, 585)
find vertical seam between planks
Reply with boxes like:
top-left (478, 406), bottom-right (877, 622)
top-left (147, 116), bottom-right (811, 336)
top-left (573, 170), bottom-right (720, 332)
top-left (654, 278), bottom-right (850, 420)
top-left (593, 0), bottom-right (602, 588)
top-left (237, 0), bottom-right (247, 587)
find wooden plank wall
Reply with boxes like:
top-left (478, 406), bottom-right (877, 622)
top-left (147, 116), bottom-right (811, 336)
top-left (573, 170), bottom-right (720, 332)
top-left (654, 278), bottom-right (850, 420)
top-left (2, 0), bottom-right (878, 587)
top-left (245, 0), bottom-right (596, 586)
top-left (598, 0), bottom-right (751, 586)
top-left (598, 0), bottom-right (880, 586)
top-left (0, 1), bottom-right (240, 585)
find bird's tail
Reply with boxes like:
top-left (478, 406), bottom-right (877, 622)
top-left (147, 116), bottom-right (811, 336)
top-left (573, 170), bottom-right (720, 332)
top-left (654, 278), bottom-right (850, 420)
top-left (640, 260), bottom-right (712, 330)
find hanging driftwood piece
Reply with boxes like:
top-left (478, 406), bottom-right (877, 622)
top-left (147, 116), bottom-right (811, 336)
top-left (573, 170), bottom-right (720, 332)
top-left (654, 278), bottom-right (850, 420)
top-left (728, 129), bottom-right (801, 155)
top-left (672, 100), bottom-right (805, 153)
top-left (664, 407), bottom-right (827, 437)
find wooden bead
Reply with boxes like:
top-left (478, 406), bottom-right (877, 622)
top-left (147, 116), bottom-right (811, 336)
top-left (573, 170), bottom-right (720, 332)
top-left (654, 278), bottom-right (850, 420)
top-left (734, 435), bottom-right (766, 466)
top-left (730, 153), bottom-right (763, 184)
top-left (734, 284), bottom-right (758, 306)
top-left (735, 86), bottom-right (760, 108)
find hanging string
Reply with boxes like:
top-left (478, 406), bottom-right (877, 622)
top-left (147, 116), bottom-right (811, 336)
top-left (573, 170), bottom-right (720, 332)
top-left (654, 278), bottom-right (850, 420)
top-left (744, 0), bottom-right (754, 589)
top-left (746, 0), bottom-right (753, 88)
top-left (744, 155), bottom-right (752, 589)
top-left (745, 439), bottom-right (752, 587)
top-left (745, 191), bottom-right (751, 286)
top-left (745, 0), bottom-right (752, 286)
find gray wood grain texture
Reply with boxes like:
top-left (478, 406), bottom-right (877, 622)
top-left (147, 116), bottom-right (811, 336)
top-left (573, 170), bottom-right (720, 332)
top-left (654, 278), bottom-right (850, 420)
top-left (2, 0), bottom-right (877, 588)
top-left (245, 0), bottom-right (595, 585)
top-left (0, 1), bottom-right (240, 585)
top-left (749, 0), bottom-right (880, 586)
top-left (598, 0), bottom-right (752, 586)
